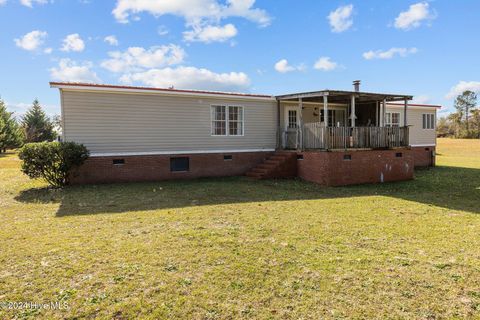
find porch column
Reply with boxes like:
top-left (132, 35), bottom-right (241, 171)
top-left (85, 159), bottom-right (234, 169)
top-left (276, 100), bottom-right (281, 149)
top-left (375, 101), bottom-right (379, 126)
top-left (382, 98), bottom-right (387, 127)
top-left (323, 95), bottom-right (328, 127)
top-left (351, 94), bottom-right (356, 127)
top-left (403, 98), bottom-right (408, 126)
top-left (298, 98), bottom-right (303, 149)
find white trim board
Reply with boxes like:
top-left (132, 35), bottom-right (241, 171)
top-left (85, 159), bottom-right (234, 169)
top-left (52, 85), bottom-right (276, 102)
top-left (90, 148), bottom-right (275, 157)
top-left (410, 144), bottom-right (436, 147)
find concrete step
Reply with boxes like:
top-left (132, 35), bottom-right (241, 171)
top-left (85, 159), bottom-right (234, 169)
top-left (246, 171), bottom-right (263, 178)
top-left (251, 167), bottom-right (268, 174)
top-left (270, 155), bottom-right (288, 161)
top-left (257, 163), bottom-right (277, 170)
top-left (264, 159), bottom-right (281, 165)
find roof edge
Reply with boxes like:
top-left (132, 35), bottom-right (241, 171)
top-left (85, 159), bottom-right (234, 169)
top-left (49, 82), bottom-right (275, 100)
top-left (387, 102), bottom-right (442, 109)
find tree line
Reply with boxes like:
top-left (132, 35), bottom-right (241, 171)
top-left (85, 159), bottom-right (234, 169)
top-left (0, 97), bottom-right (57, 153)
top-left (437, 90), bottom-right (480, 138)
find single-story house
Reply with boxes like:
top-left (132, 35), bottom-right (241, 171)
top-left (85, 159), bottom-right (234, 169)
top-left (50, 81), bottom-right (440, 186)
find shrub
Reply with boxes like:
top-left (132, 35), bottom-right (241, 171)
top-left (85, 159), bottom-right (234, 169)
top-left (19, 142), bottom-right (89, 187)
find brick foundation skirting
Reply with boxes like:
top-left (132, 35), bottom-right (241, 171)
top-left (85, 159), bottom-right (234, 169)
top-left (298, 148), bottom-right (414, 186)
top-left (411, 146), bottom-right (436, 167)
top-left (70, 151), bottom-right (273, 184)
top-left (71, 146), bottom-right (434, 186)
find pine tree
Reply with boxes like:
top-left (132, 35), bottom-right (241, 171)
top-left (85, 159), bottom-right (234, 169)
top-left (454, 90), bottom-right (477, 133)
top-left (22, 99), bottom-right (57, 143)
top-left (0, 98), bottom-right (24, 152)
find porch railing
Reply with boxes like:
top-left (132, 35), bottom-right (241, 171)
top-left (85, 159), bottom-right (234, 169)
top-left (284, 124), bottom-right (409, 150)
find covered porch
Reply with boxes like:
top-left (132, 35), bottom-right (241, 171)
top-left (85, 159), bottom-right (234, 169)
top-left (276, 85), bottom-right (412, 150)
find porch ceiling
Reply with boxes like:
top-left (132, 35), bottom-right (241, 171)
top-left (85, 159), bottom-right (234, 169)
top-left (276, 90), bottom-right (413, 103)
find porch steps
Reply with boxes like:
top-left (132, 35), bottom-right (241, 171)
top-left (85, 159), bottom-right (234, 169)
top-left (246, 151), bottom-right (297, 179)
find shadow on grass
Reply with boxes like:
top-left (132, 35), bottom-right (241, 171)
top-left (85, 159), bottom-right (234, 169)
top-left (14, 165), bottom-right (480, 216)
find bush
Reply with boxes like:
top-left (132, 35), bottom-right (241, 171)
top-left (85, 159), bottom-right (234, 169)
top-left (19, 142), bottom-right (89, 187)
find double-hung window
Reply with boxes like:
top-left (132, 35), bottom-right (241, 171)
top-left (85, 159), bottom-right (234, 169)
top-left (211, 105), bottom-right (244, 136)
top-left (422, 114), bottom-right (435, 129)
top-left (385, 112), bottom-right (400, 127)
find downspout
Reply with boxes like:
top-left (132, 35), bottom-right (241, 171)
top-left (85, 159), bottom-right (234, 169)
top-left (276, 99), bottom-right (281, 150)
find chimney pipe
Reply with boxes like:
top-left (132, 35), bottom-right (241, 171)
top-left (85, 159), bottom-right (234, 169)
top-left (353, 80), bottom-right (361, 92)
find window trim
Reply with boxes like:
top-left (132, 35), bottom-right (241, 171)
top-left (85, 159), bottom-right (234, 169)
top-left (422, 113), bottom-right (435, 130)
top-left (284, 106), bottom-right (300, 129)
top-left (385, 112), bottom-right (401, 127)
top-left (210, 105), bottom-right (245, 137)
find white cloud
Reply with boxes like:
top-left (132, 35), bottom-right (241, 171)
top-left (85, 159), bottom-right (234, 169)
top-left (412, 95), bottom-right (431, 104)
top-left (328, 4), bottom-right (353, 33)
top-left (120, 66), bottom-right (250, 92)
top-left (446, 81), bottom-right (480, 99)
top-left (101, 45), bottom-right (185, 73)
top-left (363, 47), bottom-right (418, 60)
top-left (394, 2), bottom-right (436, 30)
top-left (274, 59), bottom-right (294, 73)
top-left (0, 0), bottom-right (7, 6)
top-left (44, 47), bottom-right (52, 54)
top-left (313, 57), bottom-right (338, 71)
top-left (183, 23), bottom-right (237, 43)
top-left (61, 33), bottom-right (85, 52)
top-left (49, 58), bottom-right (100, 83)
top-left (20, 0), bottom-right (48, 7)
top-left (104, 35), bottom-right (119, 46)
top-left (14, 30), bottom-right (47, 51)
top-left (157, 25), bottom-right (169, 36)
top-left (112, 0), bottom-right (271, 27)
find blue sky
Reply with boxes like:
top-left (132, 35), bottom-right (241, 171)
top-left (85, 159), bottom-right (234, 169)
top-left (1, 0), bottom-right (479, 118)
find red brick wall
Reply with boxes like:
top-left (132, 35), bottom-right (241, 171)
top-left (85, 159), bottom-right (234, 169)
top-left (297, 148), bottom-right (414, 186)
top-left (411, 146), bottom-right (435, 167)
top-left (70, 152), bottom-right (272, 184)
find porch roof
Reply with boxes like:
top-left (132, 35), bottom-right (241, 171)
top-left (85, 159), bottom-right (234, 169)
top-left (276, 89), bottom-right (413, 103)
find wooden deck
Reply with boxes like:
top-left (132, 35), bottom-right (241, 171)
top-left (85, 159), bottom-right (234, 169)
top-left (283, 124), bottom-right (409, 150)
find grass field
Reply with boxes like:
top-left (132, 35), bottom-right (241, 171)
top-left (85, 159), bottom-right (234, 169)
top-left (1, 138), bottom-right (479, 319)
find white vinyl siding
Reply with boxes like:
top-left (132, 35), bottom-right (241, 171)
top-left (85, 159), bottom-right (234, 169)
top-left (62, 90), bottom-right (276, 154)
top-left (386, 105), bottom-right (436, 146)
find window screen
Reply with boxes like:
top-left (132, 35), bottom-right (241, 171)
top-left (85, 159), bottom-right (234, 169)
top-left (288, 110), bottom-right (297, 128)
top-left (423, 114), bottom-right (435, 129)
top-left (211, 105), bottom-right (244, 136)
top-left (386, 112), bottom-right (400, 127)
top-left (211, 105), bottom-right (226, 135)
top-left (228, 106), bottom-right (243, 136)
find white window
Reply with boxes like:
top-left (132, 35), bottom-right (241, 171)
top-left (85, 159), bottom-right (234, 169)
top-left (211, 105), bottom-right (244, 136)
top-left (423, 114), bottom-right (435, 129)
top-left (320, 110), bottom-right (335, 126)
top-left (228, 106), bottom-right (244, 136)
top-left (386, 112), bottom-right (400, 127)
top-left (288, 110), bottom-right (298, 128)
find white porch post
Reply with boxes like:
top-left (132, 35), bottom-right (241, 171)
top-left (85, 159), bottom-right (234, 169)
top-left (323, 95), bottom-right (328, 127)
top-left (382, 98), bottom-right (387, 127)
top-left (351, 94), bottom-right (356, 127)
top-left (404, 98), bottom-right (408, 126)
top-left (375, 101), bottom-right (379, 126)
top-left (298, 98), bottom-right (303, 149)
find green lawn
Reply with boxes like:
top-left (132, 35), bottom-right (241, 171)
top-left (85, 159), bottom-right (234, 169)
top-left (1, 139), bottom-right (479, 319)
